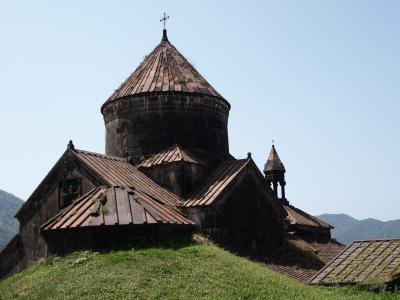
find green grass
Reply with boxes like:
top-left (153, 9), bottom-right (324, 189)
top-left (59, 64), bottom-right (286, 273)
top-left (0, 242), bottom-right (398, 300)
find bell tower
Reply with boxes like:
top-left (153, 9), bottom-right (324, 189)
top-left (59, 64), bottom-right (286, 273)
top-left (264, 145), bottom-right (287, 204)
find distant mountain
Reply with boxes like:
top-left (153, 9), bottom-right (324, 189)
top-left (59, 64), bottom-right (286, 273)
top-left (317, 214), bottom-right (359, 239)
top-left (0, 189), bottom-right (23, 250)
top-left (317, 213), bottom-right (400, 245)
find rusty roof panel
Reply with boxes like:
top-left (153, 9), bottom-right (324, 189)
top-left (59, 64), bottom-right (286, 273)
top-left (41, 186), bottom-right (194, 231)
top-left (103, 37), bottom-right (225, 109)
top-left (309, 239), bottom-right (400, 285)
top-left (71, 149), bottom-right (181, 206)
top-left (138, 144), bottom-right (203, 168)
top-left (183, 159), bottom-right (250, 207)
top-left (284, 205), bottom-right (333, 229)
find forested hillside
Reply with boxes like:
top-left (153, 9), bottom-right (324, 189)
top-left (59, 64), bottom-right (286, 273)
top-left (0, 189), bottom-right (23, 249)
top-left (317, 213), bottom-right (400, 245)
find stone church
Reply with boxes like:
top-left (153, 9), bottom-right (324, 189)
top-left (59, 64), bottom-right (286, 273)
top-left (0, 29), bottom-right (343, 278)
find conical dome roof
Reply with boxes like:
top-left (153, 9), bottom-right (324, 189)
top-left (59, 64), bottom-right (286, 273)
top-left (103, 30), bottom-right (225, 109)
top-left (264, 145), bottom-right (285, 173)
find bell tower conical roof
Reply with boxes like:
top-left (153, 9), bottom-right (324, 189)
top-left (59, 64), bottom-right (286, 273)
top-left (264, 145), bottom-right (285, 173)
top-left (102, 30), bottom-right (227, 111)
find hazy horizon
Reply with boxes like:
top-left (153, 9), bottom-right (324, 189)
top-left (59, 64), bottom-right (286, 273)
top-left (1, 1), bottom-right (399, 221)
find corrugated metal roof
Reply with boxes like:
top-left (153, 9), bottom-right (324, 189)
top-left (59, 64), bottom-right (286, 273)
top-left (284, 205), bottom-right (333, 229)
top-left (41, 186), bottom-right (194, 231)
top-left (310, 239), bottom-right (400, 285)
top-left (264, 145), bottom-right (285, 173)
top-left (183, 159), bottom-right (250, 207)
top-left (103, 32), bottom-right (225, 110)
top-left (138, 145), bottom-right (202, 168)
top-left (71, 149), bottom-right (181, 206)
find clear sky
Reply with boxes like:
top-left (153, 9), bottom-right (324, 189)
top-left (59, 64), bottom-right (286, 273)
top-left (0, 1), bottom-right (399, 221)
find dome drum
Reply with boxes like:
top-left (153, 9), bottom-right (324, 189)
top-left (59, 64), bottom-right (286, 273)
top-left (103, 92), bottom-right (230, 163)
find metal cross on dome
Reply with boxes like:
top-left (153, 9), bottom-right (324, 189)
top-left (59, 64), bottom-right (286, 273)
top-left (160, 12), bottom-right (170, 30)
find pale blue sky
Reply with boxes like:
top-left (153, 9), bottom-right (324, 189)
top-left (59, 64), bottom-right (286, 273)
top-left (0, 1), bottom-right (399, 220)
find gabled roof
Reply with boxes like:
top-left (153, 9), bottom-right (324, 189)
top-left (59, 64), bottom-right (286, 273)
top-left (71, 149), bottom-right (180, 206)
top-left (41, 186), bottom-right (194, 231)
top-left (138, 145), bottom-right (203, 168)
top-left (310, 239), bottom-right (400, 285)
top-left (284, 205), bottom-right (333, 229)
top-left (16, 147), bottom-right (181, 218)
top-left (103, 31), bottom-right (225, 110)
top-left (183, 158), bottom-right (251, 207)
top-left (72, 149), bottom-right (180, 206)
top-left (264, 145), bottom-right (285, 173)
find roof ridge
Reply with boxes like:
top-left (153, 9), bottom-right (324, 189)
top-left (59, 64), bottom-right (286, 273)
top-left (73, 148), bottom-right (127, 161)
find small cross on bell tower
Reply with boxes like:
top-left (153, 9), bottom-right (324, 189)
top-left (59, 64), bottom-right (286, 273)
top-left (160, 12), bottom-right (170, 41)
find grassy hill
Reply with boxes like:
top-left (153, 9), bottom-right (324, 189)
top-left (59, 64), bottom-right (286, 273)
top-left (0, 189), bottom-right (23, 250)
top-left (317, 214), bottom-right (400, 245)
top-left (0, 242), bottom-right (398, 300)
